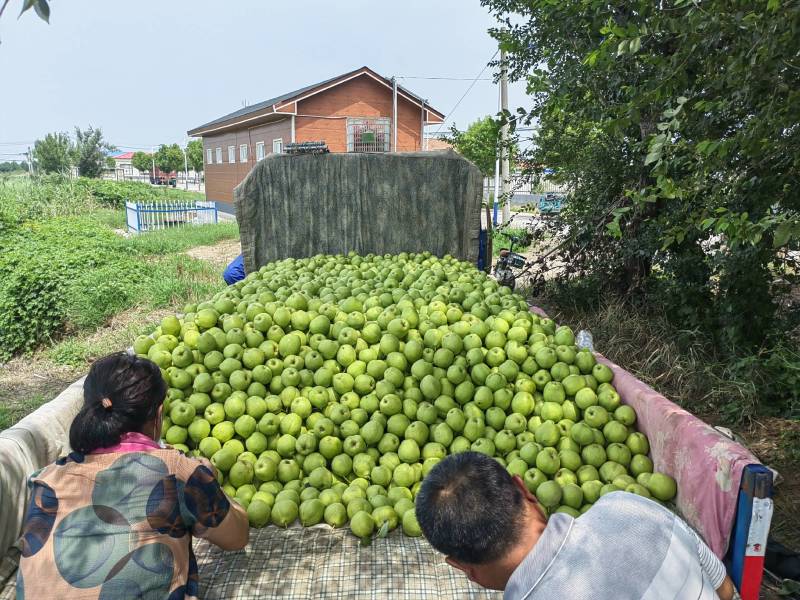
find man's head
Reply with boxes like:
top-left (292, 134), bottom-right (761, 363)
top-left (415, 451), bottom-right (546, 590)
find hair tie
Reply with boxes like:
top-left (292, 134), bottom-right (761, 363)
top-left (101, 397), bottom-right (113, 410)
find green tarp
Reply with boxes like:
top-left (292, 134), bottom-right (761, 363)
top-left (235, 150), bottom-right (483, 272)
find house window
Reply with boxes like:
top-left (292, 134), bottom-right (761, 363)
top-left (228, 146), bottom-right (236, 163)
top-left (239, 144), bottom-right (248, 163)
top-left (272, 138), bottom-right (283, 154)
top-left (347, 117), bottom-right (390, 152)
top-left (215, 147), bottom-right (222, 163)
top-left (256, 141), bottom-right (265, 161)
top-left (206, 148), bottom-right (213, 164)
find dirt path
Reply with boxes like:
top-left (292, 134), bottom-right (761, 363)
top-left (186, 238), bottom-right (241, 269)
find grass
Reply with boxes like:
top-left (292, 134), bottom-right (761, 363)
top-left (492, 227), bottom-right (532, 257)
top-left (0, 176), bottom-right (240, 360)
top-left (533, 295), bottom-right (758, 419)
top-left (126, 222), bottom-right (240, 254)
top-left (0, 394), bottom-right (47, 430)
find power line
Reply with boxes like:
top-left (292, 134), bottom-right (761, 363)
top-left (397, 76), bottom-right (494, 81)
top-left (433, 49), bottom-right (500, 136)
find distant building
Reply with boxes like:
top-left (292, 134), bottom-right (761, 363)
top-left (187, 66), bottom-right (445, 208)
top-left (109, 151), bottom-right (140, 178)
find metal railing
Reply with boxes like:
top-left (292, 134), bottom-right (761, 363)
top-left (125, 200), bottom-right (218, 233)
top-left (482, 175), bottom-right (569, 198)
top-left (347, 117), bottom-right (391, 153)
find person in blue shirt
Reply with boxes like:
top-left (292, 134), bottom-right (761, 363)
top-left (223, 254), bottom-right (246, 285)
top-left (415, 452), bottom-right (736, 600)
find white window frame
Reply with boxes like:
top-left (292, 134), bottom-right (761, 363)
top-left (228, 145), bottom-right (236, 164)
top-left (215, 147), bottom-right (222, 163)
top-left (256, 141), bottom-right (265, 161)
top-left (239, 144), bottom-right (248, 163)
top-left (272, 138), bottom-right (283, 154)
top-left (206, 148), bottom-right (213, 164)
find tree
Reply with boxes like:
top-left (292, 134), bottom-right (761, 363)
top-left (73, 126), bottom-right (115, 178)
top-left (0, 161), bottom-right (26, 173)
top-left (441, 116), bottom-right (513, 177)
top-left (154, 144), bottom-right (183, 178)
top-left (482, 0), bottom-right (800, 355)
top-left (32, 132), bottom-right (72, 174)
top-left (131, 151), bottom-right (152, 176)
top-left (186, 140), bottom-right (204, 176)
top-left (105, 155), bottom-right (116, 170)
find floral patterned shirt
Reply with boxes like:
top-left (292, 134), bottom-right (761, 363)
top-left (17, 438), bottom-right (247, 599)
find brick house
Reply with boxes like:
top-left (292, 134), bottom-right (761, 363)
top-left (187, 66), bottom-right (445, 208)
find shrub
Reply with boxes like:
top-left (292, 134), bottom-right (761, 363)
top-left (74, 178), bottom-right (203, 208)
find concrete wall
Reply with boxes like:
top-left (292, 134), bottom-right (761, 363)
top-left (235, 150), bottom-right (482, 271)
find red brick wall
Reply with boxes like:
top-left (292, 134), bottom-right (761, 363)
top-left (202, 73), bottom-right (428, 205)
top-left (202, 118), bottom-right (292, 204)
top-left (295, 74), bottom-right (423, 152)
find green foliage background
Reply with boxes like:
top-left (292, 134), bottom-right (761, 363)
top-left (483, 0), bottom-right (800, 415)
top-left (0, 177), bottom-right (235, 360)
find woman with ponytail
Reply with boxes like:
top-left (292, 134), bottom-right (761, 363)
top-left (17, 351), bottom-right (249, 599)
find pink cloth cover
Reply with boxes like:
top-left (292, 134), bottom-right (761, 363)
top-left (89, 431), bottom-right (161, 454)
top-left (594, 353), bottom-right (759, 557)
top-left (530, 306), bottom-right (760, 557)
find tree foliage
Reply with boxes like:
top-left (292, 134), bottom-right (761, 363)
top-left (33, 132), bottom-right (72, 174)
top-left (442, 116), bottom-right (508, 176)
top-left (131, 151), bottom-right (152, 175)
top-left (0, 161), bottom-right (26, 173)
top-left (72, 126), bottom-right (115, 178)
top-left (154, 144), bottom-right (183, 176)
top-left (483, 0), bottom-right (800, 356)
top-left (186, 140), bottom-right (204, 174)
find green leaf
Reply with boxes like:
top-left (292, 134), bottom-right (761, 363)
top-left (767, 0), bottom-right (780, 10)
top-left (19, 0), bottom-right (36, 15)
top-left (644, 151), bottom-right (661, 165)
top-left (33, 0), bottom-right (50, 23)
top-left (617, 40), bottom-right (629, 56)
top-left (629, 37), bottom-right (641, 53)
top-left (773, 222), bottom-right (793, 247)
top-left (376, 521), bottom-right (390, 539)
top-left (676, 96), bottom-right (688, 105)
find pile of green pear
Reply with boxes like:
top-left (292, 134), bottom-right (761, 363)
top-left (134, 252), bottom-right (677, 540)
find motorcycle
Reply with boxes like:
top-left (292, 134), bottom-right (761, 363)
top-left (493, 231), bottom-right (531, 290)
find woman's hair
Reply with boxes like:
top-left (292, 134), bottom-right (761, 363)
top-left (69, 351), bottom-right (167, 453)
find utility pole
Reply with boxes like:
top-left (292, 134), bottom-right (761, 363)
top-left (151, 146), bottom-right (156, 184)
top-left (183, 140), bottom-right (189, 190)
top-left (27, 146), bottom-right (34, 177)
top-left (391, 77), bottom-right (398, 152)
top-left (493, 75), bottom-right (501, 226)
top-left (500, 42), bottom-right (511, 224)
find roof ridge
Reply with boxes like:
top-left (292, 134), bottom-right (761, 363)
top-left (187, 66), bottom-right (442, 136)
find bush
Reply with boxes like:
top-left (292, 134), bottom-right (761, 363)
top-left (0, 218), bottom-right (123, 358)
top-left (0, 175), bottom-right (97, 230)
top-left (74, 178), bottom-right (203, 208)
top-left (0, 210), bottom-right (236, 360)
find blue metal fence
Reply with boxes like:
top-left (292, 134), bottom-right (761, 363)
top-left (125, 200), bottom-right (218, 233)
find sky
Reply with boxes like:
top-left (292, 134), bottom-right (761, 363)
top-left (0, 0), bottom-right (528, 160)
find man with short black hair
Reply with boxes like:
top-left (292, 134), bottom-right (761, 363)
top-left (416, 452), bottom-right (736, 600)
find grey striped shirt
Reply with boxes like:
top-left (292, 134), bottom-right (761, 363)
top-left (504, 492), bottom-right (726, 600)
